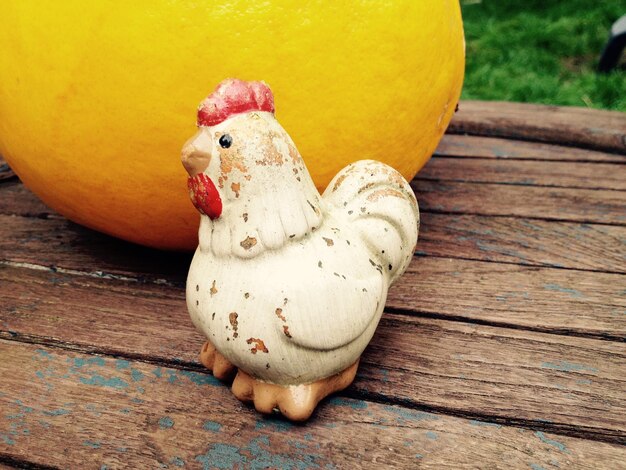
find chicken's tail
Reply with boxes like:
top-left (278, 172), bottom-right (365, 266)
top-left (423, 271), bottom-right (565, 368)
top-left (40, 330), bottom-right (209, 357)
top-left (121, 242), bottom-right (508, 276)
top-left (323, 160), bottom-right (419, 285)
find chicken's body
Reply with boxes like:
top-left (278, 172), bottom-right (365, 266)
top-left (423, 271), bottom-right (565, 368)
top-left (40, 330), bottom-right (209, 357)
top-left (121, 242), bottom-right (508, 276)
top-left (183, 79), bottom-right (418, 420)
top-left (189, 207), bottom-right (389, 385)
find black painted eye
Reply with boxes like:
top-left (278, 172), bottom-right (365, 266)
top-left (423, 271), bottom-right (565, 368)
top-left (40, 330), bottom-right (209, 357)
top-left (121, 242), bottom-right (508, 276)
top-left (219, 134), bottom-right (233, 149)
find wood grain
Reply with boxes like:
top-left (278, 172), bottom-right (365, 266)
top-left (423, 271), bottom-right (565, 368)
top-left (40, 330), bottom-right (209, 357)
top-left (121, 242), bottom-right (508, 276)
top-left (418, 212), bottom-right (626, 274)
top-left (450, 101), bottom-right (626, 155)
top-left (413, 179), bottom-right (626, 225)
top-left (3, 341), bottom-right (624, 469)
top-left (419, 157), bottom-right (626, 190)
top-left (3, 234), bottom-right (625, 339)
top-left (389, 257), bottom-right (626, 339)
top-left (435, 134), bottom-right (626, 163)
top-left (2, 180), bottom-right (625, 277)
top-left (1, 265), bottom-right (624, 443)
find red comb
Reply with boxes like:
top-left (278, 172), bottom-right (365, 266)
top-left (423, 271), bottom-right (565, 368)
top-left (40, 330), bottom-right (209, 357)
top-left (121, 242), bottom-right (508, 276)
top-left (197, 79), bottom-right (275, 127)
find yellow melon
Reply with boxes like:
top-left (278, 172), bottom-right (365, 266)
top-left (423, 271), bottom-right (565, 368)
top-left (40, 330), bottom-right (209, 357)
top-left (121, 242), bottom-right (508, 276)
top-left (0, 1), bottom-right (465, 250)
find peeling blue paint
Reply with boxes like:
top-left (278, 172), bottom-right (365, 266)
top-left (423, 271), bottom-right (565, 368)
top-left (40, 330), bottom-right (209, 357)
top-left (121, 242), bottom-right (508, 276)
top-left (576, 379), bottom-right (592, 385)
top-left (131, 368), bottom-right (144, 382)
top-left (131, 397), bottom-right (144, 404)
top-left (541, 362), bottom-right (597, 373)
top-left (80, 375), bottom-right (129, 389)
top-left (73, 357), bottom-right (106, 368)
top-left (535, 431), bottom-right (570, 454)
top-left (415, 454), bottom-right (423, 459)
top-left (328, 397), bottom-right (367, 410)
top-left (35, 349), bottom-right (52, 359)
top-left (159, 416), bottom-right (174, 429)
top-left (1, 434), bottom-right (16, 445)
top-left (196, 443), bottom-right (246, 469)
top-left (83, 440), bottom-right (101, 449)
top-left (203, 421), bottom-right (222, 432)
top-left (166, 370), bottom-right (179, 384)
top-left (11, 400), bottom-right (34, 416)
top-left (542, 284), bottom-right (583, 299)
top-left (384, 406), bottom-right (438, 422)
top-left (153, 367), bottom-right (163, 378)
top-left (530, 464), bottom-right (546, 470)
top-left (470, 420), bottom-right (502, 428)
top-left (255, 417), bottom-right (293, 432)
top-left (120, 408), bottom-right (131, 414)
top-left (115, 360), bottom-right (131, 370)
top-left (425, 431), bottom-right (438, 440)
top-left (195, 435), bottom-right (328, 469)
top-left (42, 409), bottom-right (70, 416)
top-left (179, 370), bottom-right (221, 387)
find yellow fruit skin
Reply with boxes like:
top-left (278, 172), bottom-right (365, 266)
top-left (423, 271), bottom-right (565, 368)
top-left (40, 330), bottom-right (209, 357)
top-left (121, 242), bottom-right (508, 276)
top-left (0, 1), bottom-right (464, 250)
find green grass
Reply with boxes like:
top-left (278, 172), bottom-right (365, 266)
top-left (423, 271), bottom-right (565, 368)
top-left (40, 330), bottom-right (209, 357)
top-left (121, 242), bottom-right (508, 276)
top-left (461, 0), bottom-right (626, 111)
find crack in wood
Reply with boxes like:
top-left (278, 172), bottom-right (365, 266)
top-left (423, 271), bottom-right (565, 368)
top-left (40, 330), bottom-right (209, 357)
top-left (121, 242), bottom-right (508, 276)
top-left (383, 307), bottom-right (626, 343)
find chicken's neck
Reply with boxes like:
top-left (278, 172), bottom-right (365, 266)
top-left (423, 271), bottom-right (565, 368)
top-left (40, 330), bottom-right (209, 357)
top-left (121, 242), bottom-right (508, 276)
top-left (198, 170), bottom-right (323, 259)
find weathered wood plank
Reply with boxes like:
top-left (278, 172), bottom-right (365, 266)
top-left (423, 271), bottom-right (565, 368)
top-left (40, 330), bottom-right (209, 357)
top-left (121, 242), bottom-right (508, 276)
top-left (435, 134), bottom-right (626, 163)
top-left (3, 210), bottom-right (625, 284)
top-left (450, 101), bottom-right (626, 155)
top-left (3, 236), bottom-right (624, 340)
top-left (419, 157), bottom-right (626, 190)
top-left (390, 257), bottom-right (626, 339)
top-left (3, 210), bottom-right (624, 282)
top-left (413, 179), bottom-right (626, 225)
top-left (3, 342), bottom-right (624, 469)
top-left (3, 177), bottom-right (625, 277)
top-left (418, 212), bottom-right (626, 274)
top-left (1, 265), bottom-right (624, 442)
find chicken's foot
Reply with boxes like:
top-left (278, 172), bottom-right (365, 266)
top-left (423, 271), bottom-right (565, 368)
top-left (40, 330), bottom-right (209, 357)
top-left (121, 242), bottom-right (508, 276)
top-left (231, 360), bottom-right (359, 421)
top-left (199, 340), bottom-right (237, 381)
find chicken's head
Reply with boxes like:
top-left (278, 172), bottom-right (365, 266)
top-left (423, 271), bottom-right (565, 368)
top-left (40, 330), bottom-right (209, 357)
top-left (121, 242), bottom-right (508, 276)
top-left (181, 79), bottom-right (274, 219)
top-left (181, 79), bottom-right (322, 256)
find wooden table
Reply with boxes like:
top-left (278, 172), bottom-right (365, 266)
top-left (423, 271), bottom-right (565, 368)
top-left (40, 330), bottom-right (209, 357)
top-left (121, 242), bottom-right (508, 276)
top-left (1, 102), bottom-right (625, 469)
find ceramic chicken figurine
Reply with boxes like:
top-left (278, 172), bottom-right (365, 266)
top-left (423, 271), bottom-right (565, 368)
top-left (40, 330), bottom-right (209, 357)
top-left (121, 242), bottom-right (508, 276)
top-left (182, 79), bottom-right (419, 421)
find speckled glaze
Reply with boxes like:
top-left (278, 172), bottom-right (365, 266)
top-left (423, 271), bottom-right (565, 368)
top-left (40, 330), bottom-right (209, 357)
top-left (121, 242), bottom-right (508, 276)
top-left (183, 79), bottom-right (419, 420)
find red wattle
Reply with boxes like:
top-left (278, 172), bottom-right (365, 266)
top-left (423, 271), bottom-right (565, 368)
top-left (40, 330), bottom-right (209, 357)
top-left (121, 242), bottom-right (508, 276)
top-left (188, 174), bottom-right (222, 219)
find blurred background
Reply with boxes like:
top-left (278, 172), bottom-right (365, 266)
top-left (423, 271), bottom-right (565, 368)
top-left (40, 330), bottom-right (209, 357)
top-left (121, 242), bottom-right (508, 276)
top-left (461, 0), bottom-right (626, 111)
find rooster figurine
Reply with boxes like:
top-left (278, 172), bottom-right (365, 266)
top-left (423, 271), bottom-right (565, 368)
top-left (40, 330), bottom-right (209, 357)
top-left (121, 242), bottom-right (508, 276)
top-left (182, 79), bottom-right (419, 421)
